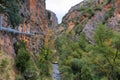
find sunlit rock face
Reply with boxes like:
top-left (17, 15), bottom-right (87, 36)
top-left (59, 0), bottom-right (120, 43)
top-left (26, 0), bottom-right (48, 54)
top-left (18, 0), bottom-right (57, 54)
top-left (29, 0), bottom-right (48, 31)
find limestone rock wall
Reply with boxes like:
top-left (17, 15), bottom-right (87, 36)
top-left (0, 0), bottom-right (58, 55)
top-left (59, 0), bottom-right (120, 43)
top-left (47, 10), bottom-right (58, 28)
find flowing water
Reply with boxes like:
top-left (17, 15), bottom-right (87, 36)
top-left (53, 63), bottom-right (61, 80)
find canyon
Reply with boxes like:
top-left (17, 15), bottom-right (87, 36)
top-left (0, 0), bottom-right (120, 80)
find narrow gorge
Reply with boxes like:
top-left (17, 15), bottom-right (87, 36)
top-left (0, 0), bottom-right (120, 80)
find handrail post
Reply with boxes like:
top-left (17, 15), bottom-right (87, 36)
top-left (0, 16), bottom-right (2, 30)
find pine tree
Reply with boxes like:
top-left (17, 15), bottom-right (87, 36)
top-left (88, 23), bottom-right (120, 80)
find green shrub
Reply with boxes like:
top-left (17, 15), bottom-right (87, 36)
top-left (56, 22), bottom-right (120, 80)
top-left (77, 7), bottom-right (86, 12)
top-left (79, 8), bottom-right (95, 19)
top-left (15, 41), bottom-right (30, 73)
top-left (15, 75), bottom-right (25, 80)
top-left (0, 59), bottom-right (8, 68)
top-left (104, 8), bottom-right (114, 21)
top-left (94, 7), bottom-right (102, 11)
top-left (24, 69), bottom-right (38, 80)
top-left (16, 48), bottom-right (30, 73)
top-left (0, 0), bottom-right (23, 27)
top-left (37, 46), bottom-right (54, 79)
top-left (15, 41), bottom-right (40, 80)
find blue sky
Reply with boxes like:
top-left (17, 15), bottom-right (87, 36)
top-left (46, 0), bottom-right (83, 23)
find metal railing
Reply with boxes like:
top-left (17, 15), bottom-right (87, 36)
top-left (0, 16), bottom-right (2, 29)
top-left (0, 16), bottom-right (46, 36)
top-left (0, 26), bottom-right (34, 36)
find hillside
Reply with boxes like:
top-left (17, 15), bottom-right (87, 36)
top-left (56, 0), bottom-right (120, 80)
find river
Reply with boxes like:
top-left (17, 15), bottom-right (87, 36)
top-left (52, 63), bottom-right (61, 80)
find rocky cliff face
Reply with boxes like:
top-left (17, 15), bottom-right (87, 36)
top-left (20, 0), bottom-right (48, 55)
top-left (47, 10), bottom-right (58, 28)
top-left (0, 14), bottom-right (16, 56)
top-left (0, 0), bottom-right (58, 79)
top-left (20, 0), bottom-right (58, 54)
top-left (0, 0), bottom-right (58, 55)
top-left (59, 0), bottom-right (120, 43)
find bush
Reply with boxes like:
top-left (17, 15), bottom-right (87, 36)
top-left (0, 59), bottom-right (8, 68)
top-left (0, 58), bottom-right (8, 73)
top-left (94, 7), bottom-right (102, 11)
top-left (15, 41), bottom-right (30, 73)
top-left (37, 46), bottom-right (54, 79)
top-left (104, 8), bottom-right (114, 21)
top-left (15, 41), bottom-right (40, 80)
top-left (24, 69), bottom-right (38, 80)
top-left (0, 0), bottom-right (23, 27)
top-left (56, 22), bottom-right (120, 80)
top-left (80, 8), bottom-right (95, 19)
top-left (16, 48), bottom-right (30, 73)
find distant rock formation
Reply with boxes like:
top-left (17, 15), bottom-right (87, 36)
top-left (47, 10), bottom-right (58, 28)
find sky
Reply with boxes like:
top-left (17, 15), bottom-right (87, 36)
top-left (46, 0), bottom-right (83, 23)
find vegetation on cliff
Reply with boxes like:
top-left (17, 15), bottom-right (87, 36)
top-left (56, 23), bottom-right (120, 80)
top-left (0, 0), bottom-right (23, 27)
top-left (55, 0), bottom-right (120, 79)
top-left (0, 51), bottom-right (16, 80)
top-left (14, 41), bottom-right (55, 80)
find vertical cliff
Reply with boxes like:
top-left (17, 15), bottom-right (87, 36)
top-left (21, 0), bottom-right (58, 54)
top-left (19, 0), bottom-right (48, 55)
top-left (59, 0), bottom-right (120, 42)
top-left (0, 0), bottom-right (58, 79)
